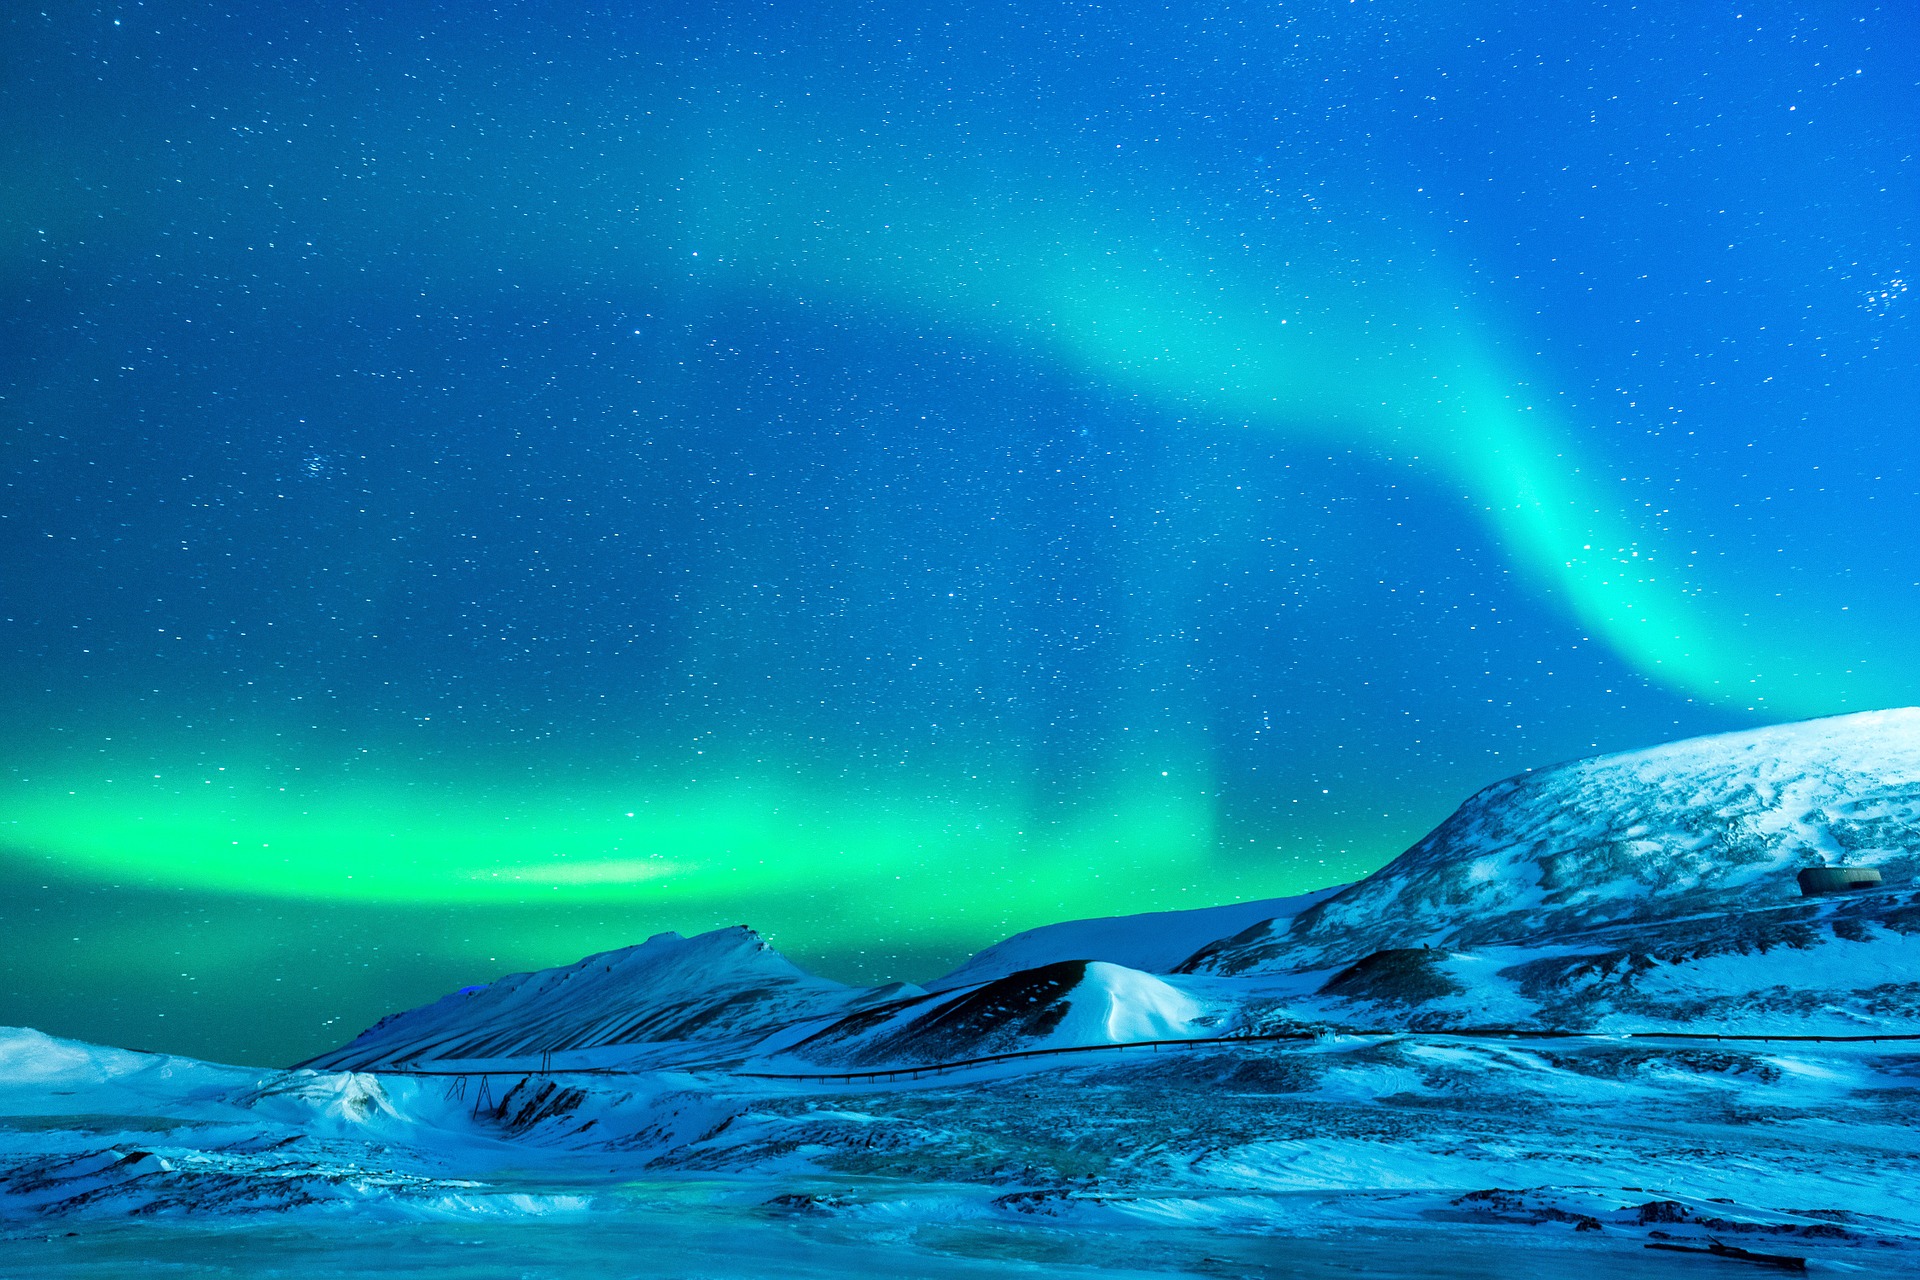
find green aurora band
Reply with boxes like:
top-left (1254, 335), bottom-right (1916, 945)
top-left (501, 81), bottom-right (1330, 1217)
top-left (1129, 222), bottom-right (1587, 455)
top-left (2, 36), bottom-right (1904, 959)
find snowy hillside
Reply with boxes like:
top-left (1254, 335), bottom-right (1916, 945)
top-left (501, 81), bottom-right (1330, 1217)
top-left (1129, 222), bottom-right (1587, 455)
top-left (300, 926), bottom-right (890, 1071)
top-left (778, 960), bottom-right (1222, 1067)
top-left (1235, 883), bottom-right (1920, 1036)
top-left (1184, 708), bottom-right (1920, 977)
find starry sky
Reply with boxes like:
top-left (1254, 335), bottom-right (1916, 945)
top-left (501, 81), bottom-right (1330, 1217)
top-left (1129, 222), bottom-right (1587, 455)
top-left (3, 0), bottom-right (1915, 1066)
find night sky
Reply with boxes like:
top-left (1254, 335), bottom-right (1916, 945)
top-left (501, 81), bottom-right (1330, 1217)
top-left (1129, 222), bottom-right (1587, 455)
top-left (3, 0), bottom-right (1914, 1067)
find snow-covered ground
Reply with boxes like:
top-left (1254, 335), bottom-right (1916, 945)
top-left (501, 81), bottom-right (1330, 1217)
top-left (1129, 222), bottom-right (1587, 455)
top-left (5, 710), bottom-right (1919, 1275)
top-left (4, 1023), bottom-right (1916, 1275)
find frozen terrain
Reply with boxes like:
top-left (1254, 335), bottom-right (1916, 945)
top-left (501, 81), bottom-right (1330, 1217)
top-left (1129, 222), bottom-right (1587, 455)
top-left (5, 710), bottom-right (1920, 1276)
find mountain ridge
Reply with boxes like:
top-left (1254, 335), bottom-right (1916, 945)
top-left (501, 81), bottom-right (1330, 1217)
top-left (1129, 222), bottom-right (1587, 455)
top-left (293, 708), bottom-right (1920, 1072)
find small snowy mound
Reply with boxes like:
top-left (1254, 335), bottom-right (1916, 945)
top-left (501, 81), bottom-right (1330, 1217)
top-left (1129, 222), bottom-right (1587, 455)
top-left (1187, 708), bottom-right (1920, 975)
top-left (931, 888), bottom-right (1346, 990)
top-left (1042, 962), bottom-right (1209, 1047)
top-left (302, 925), bottom-right (859, 1071)
top-left (781, 960), bottom-right (1218, 1067)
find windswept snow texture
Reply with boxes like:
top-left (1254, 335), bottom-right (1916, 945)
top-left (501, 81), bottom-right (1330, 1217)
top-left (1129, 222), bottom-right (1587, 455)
top-left (931, 887), bottom-right (1346, 989)
top-left (6, 1022), bottom-right (1920, 1276)
top-left (1186, 708), bottom-right (1920, 977)
top-left (300, 926), bottom-right (869, 1071)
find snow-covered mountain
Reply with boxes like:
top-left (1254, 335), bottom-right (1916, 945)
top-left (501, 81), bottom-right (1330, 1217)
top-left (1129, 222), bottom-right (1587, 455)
top-left (1183, 708), bottom-right (1920, 978)
top-left (1269, 886), bottom-right (1920, 1035)
top-left (299, 925), bottom-right (903, 1072)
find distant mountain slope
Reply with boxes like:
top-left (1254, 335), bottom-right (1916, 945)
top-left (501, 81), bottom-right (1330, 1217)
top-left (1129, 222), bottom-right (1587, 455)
top-left (930, 887), bottom-right (1346, 990)
top-left (1185, 709), bottom-right (1920, 977)
top-left (301, 926), bottom-right (874, 1071)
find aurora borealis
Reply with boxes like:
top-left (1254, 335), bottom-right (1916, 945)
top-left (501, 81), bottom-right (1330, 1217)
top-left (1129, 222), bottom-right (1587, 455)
top-left (4, 0), bottom-right (1916, 1066)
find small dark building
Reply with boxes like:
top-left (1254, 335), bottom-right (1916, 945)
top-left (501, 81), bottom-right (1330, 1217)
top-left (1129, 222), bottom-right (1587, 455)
top-left (1797, 866), bottom-right (1883, 897)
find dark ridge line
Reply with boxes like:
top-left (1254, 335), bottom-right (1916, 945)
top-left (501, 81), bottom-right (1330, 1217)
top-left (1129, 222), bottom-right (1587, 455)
top-left (731, 1027), bottom-right (1920, 1083)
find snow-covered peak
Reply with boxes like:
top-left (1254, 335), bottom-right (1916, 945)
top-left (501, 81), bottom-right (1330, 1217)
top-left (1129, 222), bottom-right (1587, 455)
top-left (301, 925), bottom-right (858, 1070)
top-left (1186, 708), bottom-right (1920, 975)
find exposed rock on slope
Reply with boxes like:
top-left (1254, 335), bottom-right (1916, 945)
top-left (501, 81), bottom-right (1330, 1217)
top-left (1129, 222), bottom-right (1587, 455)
top-left (1286, 887), bottom-right (1920, 1035)
top-left (782, 960), bottom-right (1217, 1067)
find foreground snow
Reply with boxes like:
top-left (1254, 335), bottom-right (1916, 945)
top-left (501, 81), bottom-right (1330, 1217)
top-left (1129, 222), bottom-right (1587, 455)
top-left (4, 1022), bottom-right (1917, 1274)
